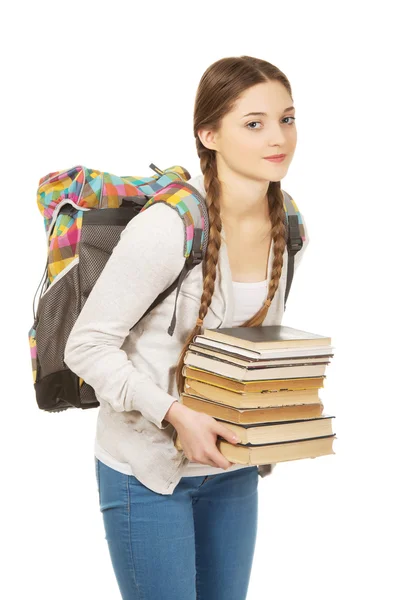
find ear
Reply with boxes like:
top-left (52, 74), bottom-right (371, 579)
top-left (197, 127), bottom-right (219, 152)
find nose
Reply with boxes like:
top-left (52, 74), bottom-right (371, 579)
top-left (265, 122), bottom-right (288, 146)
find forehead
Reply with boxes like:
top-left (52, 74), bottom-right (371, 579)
top-left (230, 81), bottom-right (293, 117)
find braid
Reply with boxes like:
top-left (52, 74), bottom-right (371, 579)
top-left (239, 182), bottom-right (287, 327)
top-left (175, 144), bottom-right (222, 396)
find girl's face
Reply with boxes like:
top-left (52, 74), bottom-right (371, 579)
top-left (203, 80), bottom-right (297, 183)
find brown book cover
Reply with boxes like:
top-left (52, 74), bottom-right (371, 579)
top-left (188, 342), bottom-right (332, 367)
top-left (180, 393), bottom-right (324, 423)
top-left (182, 364), bottom-right (325, 393)
top-left (213, 415), bottom-right (335, 445)
top-left (184, 349), bottom-right (329, 381)
top-left (176, 411), bottom-right (334, 445)
top-left (216, 435), bottom-right (336, 465)
top-left (174, 433), bottom-right (336, 464)
top-left (193, 335), bottom-right (334, 360)
top-left (202, 325), bottom-right (331, 351)
top-left (184, 378), bottom-right (321, 409)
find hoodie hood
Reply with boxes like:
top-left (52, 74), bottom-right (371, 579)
top-left (186, 172), bottom-right (207, 199)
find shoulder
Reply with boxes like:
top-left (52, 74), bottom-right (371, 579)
top-left (121, 202), bottom-right (185, 249)
top-left (123, 201), bottom-right (185, 236)
top-left (116, 201), bottom-right (187, 272)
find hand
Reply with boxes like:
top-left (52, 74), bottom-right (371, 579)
top-left (167, 402), bottom-right (240, 469)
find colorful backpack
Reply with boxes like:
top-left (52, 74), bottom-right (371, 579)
top-left (28, 163), bottom-right (305, 413)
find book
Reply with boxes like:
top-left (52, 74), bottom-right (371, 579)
top-left (180, 393), bottom-right (324, 423)
top-left (201, 325), bottom-right (331, 351)
top-left (176, 401), bottom-right (333, 444)
top-left (220, 415), bottom-right (335, 445)
top-left (193, 336), bottom-right (335, 360)
top-left (182, 365), bottom-right (324, 393)
top-left (188, 342), bottom-right (331, 366)
top-left (184, 378), bottom-right (321, 409)
top-left (216, 435), bottom-right (336, 465)
top-left (184, 349), bottom-right (329, 381)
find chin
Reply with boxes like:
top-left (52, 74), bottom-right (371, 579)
top-left (264, 167), bottom-right (288, 180)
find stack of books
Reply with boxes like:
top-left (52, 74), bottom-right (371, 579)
top-left (174, 325), bottom-right (336, 467)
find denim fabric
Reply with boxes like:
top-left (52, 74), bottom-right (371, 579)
top-left (95, 457), bottom-right (259, 599)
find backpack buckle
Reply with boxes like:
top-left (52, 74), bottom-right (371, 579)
top-left (286, 214), bottom-right (303, 253)
top-left (186, 227), bottom-right (203, 266)
top-left (186, 249), bottom-right (203, 267)
top-left (287, 236), bottom-right (303, 253)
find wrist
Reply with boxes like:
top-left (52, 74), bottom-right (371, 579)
top-left (164, 400), bottom-right (186, 426)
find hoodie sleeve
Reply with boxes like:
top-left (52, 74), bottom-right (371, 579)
top-left (64, 202), bottom-right (186, 429)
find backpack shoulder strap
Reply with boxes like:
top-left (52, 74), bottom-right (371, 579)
top-left (135, 178), bottom-right (209, 336)
top-left (139, 178), bottom-right (208, 261)
top-left (281, 190), bottom-right (306, 310)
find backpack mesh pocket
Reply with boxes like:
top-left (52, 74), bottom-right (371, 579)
top-left (30, 205), bottom-right (137, 411)
top-left (78, 207), bottom-right (136, 302)
top-left (32, 260), bottom-right (92, 411)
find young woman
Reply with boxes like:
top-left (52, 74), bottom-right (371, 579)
top-left (64, 55), bottom-right (309, 600)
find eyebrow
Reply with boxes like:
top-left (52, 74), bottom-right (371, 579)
top-left (242, 106), bottom-right (295, 118)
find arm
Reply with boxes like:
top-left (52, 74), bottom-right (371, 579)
top-left (64, 202), bottom-right (186, 429)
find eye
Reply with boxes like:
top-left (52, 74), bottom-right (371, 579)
top-left (246, 117), bottom-right (296, 130)
top-left (246, 121), bottom-right (262, 130)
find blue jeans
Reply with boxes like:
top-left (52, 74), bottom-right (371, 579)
top-left (95, 457), bottom-right (259, 600)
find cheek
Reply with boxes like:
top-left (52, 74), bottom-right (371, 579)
top-left (287, 129), bottom-right (297, 148)
top-left (225, 128), bottom-right (254, 148)
top-left (232, 132), bottom-right (263, 155)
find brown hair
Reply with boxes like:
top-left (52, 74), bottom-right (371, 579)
top-left (175, 55), bottom-right (293, 396)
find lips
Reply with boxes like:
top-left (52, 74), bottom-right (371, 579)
top-left (263, 154), bottom-right (286, 163)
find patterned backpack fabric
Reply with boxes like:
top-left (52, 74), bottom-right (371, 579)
top-left (28, 163), bottom-right (306, 413)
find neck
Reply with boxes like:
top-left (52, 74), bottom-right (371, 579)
top-left (217, 169), bottom-right (271, 230)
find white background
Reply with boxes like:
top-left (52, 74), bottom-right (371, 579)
top-left (2, 1), bottom-right (399, 598)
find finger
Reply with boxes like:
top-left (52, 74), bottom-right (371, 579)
top-left (207, 458), bottom-right (223, 468)
top-left (193, 457), bottom-right (221, 468)
top-left (209, 450), bottom-right (233, 470)
top-left (215, 423), bottom-right (240, 444)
